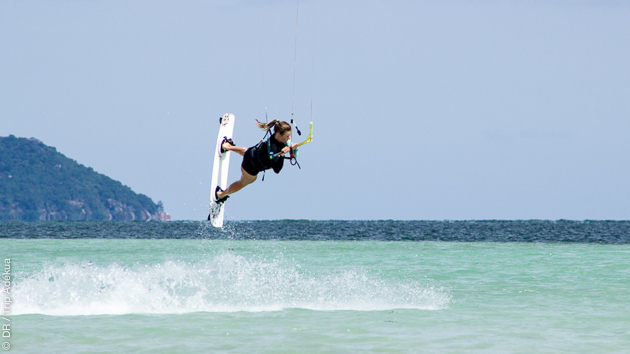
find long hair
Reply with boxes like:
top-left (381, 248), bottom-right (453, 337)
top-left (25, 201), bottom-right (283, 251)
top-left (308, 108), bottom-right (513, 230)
top-left (255, 119), bottom-right (291, 136)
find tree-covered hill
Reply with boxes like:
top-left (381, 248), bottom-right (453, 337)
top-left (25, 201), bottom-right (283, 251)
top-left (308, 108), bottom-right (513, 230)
top-left (0, 135), bottom-right (166, 221)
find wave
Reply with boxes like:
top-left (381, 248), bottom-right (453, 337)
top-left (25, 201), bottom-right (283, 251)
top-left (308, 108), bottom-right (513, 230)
top-left (12, 253), bottom-right (450, 316)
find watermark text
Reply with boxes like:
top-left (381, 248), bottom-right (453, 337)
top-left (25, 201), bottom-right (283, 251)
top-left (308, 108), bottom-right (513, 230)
top-left (2, 258), bottom-right (11, 350)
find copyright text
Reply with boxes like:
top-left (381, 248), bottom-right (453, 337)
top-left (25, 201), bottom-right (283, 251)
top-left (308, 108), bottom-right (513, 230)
top-left (2, 258), bottom-right (11, 350)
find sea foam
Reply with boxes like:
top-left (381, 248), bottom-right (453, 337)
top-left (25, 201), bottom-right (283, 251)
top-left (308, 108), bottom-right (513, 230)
top-left (13, 253), bottom-right (450, 316)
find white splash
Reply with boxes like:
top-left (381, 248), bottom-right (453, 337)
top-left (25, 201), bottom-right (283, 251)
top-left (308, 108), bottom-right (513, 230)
top-left (12, 254), bottom-right (451, 316)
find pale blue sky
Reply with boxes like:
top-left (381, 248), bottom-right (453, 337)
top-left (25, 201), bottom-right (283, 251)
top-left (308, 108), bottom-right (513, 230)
top-left (2, 0), bottom-right (629, 220)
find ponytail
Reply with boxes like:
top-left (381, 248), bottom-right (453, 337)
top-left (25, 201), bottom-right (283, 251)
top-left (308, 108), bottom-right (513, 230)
top-left (255, 119), bottom-right (278, 131)
top-left (255, 119), bottom-right (292, 135)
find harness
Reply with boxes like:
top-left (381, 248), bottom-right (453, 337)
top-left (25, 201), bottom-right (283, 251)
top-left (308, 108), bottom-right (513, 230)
top-left (253, 130), bottom-right (300, 181)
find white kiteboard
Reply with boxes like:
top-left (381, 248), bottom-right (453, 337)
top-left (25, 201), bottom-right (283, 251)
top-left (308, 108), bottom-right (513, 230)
top-left (208, 113), bottom-right (236, 227)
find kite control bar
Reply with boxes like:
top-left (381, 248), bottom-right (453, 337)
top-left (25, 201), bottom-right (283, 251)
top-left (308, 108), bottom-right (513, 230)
top-left (297, 121), bottom-right (313, 147)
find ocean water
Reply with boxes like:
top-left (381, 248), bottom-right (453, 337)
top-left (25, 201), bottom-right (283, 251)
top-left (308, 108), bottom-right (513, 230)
top-left (1, 220), bottom-right (629, 353)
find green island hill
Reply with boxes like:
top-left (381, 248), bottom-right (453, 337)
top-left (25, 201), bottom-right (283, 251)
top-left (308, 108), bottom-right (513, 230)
top-left (0, 135), bottom-right (169, 221)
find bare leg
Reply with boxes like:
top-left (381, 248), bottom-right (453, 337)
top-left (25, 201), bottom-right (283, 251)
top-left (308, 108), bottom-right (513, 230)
top-left (222, 141), bottom-right (247, 156)
top-left (217, 167), bottom-right (257, 199)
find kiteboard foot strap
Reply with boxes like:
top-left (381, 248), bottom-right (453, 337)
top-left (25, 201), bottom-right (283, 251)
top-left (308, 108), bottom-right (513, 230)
top-left (215, 186), bottom-right (229, 204)
top-left (220, 137), bottom-right (236, 154)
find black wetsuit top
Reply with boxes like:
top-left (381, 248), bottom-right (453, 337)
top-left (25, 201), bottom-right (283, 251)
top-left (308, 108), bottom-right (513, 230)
top-left (241, 134), bottom-right (287, 176)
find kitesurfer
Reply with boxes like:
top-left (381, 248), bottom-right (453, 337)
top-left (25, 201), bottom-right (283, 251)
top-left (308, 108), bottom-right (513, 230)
top-left (215, 120), bottom-right (298, 202)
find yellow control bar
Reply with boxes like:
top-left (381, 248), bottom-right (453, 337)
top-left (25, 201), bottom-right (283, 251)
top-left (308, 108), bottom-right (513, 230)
top-left (297, 121), bottom-right (313, 147)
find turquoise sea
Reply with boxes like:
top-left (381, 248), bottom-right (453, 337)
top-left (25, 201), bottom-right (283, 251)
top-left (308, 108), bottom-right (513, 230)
top-left (2, 220), bottom-right (629, 353)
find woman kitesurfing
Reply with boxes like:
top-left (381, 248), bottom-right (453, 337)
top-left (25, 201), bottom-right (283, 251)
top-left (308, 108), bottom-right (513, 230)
top-left (214, 119), bottom-right (299, 203)
top-left (208, 0), bottom-right (314, 225)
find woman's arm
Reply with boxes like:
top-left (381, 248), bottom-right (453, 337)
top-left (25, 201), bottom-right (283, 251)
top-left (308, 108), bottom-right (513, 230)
top-left (279, 143), bottom-right (299, 156)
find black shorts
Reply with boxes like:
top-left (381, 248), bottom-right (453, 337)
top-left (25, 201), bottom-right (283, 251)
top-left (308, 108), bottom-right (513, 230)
top-left (242, 148), bottom-right (264, 176)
